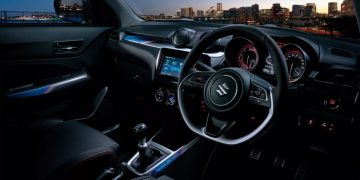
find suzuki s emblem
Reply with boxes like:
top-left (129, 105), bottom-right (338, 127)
top-left (216, 83), bottom-right (230, 97)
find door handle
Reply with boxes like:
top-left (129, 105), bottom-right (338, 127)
top-left (53, 40), bottom-right (83, 54)
top-left (60, 46), bottom-right (79, 51)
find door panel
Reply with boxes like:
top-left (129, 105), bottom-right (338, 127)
top-left (7, 70), bottom-right (90, 100)
top-left (0, 26), bottom-right (111, 60)
top-left (0, 26), bottom-right (114, 125)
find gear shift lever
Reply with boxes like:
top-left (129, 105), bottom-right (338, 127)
top-left (133, 123), bottom-right (153, 168)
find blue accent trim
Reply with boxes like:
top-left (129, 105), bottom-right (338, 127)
top-left (7, 86), bottom-right (50, 100)
top-left (124, 35), bottom-right (152, 43)
top-left (152, 151), bottom-right (182, 176)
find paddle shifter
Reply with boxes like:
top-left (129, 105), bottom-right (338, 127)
top-left (133, 123), bottom-right (154, 169)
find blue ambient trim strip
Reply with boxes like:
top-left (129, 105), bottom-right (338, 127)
top-left (124, 35), bottom-right (153, 43)
top-left (7, 85), bottom-right (51, 99)
top-left (152, 149), bottom-right (185, 175)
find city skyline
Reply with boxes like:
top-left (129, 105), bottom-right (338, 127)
top-left (0, 0), bottom-right (347, 15)
top-left (125, 0), bottom-right (345, 16)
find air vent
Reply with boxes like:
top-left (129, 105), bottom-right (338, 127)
top-left (315, 69), bottom-right (356, 86)
top-left (172, 28), bottom-right (195, 48)
top-left (110, 31), bottom-right (120, 41)
top-left (329, 48), bottom-right (353, 58)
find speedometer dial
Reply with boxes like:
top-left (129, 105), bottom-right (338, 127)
top-left (282, 44), bottom-right (307, 82)
top-left (237, 44), bottom-right (259, 71)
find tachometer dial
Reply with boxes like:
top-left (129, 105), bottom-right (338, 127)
top-left (282, 44), bottom-right (307, 82)
top-left (237, 44), bottom-right (259, 71)
top-left (225, 37), bottom-right (261, 72)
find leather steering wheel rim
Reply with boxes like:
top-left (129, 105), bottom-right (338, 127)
top-left (177, 25), bottom-right (288, 145)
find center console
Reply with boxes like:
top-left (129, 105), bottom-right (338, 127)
top-left (153, 48), bottom-right (188, 107)
top-left (118, 49), bottom-right (215, 178)
top-left (125, 123), bottom-right (198, 177)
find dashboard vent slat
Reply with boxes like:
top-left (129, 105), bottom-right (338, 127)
top-left (314, 69), bottom-right (356, 86)
top-left (329, 48), bottom-right (353, 58)
top-left (110, 32), bottom-right (120, 41)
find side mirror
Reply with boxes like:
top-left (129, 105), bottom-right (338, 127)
top-left (54, 0), bottom-right (87, 23)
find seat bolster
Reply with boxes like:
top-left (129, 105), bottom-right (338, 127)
top-left (28, 120), bottom-right (119, 180)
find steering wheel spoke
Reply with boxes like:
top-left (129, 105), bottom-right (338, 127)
top-left (195, 61), bottom-right (216, 72)
top-left (204, 114), bottom-right (235, 137)
top-left (181, 71), bottom-right (214, 90)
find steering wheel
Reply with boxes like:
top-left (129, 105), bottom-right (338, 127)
top-left (177, 25), bottom-right (289, 145)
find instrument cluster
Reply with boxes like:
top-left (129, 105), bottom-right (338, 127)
top-left (225, 37), bottom-right (309, 83)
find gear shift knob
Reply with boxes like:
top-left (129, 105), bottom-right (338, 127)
top-left (132, 123), bottom-right (153, 169)
top-left (133, 123), bottom-right (147, 142)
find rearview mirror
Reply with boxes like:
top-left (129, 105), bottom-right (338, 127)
top-left (54, 0), bottom-right (87, 23)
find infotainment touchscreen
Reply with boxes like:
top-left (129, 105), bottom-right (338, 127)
top-left (159, 56), bottom-right (185, 78)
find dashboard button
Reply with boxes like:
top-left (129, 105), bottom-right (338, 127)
top-left (320, 121), bottom-right (328, 129)
top-left (328, 122), bottom-right (336, 133)
top-left (323, 97), bottom-right (340, 109)
top-left (304, 118), bottom-right (316, 129)
top-left (319, 120), bottom-right (336, 133)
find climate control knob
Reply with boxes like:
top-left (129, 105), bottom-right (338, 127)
top-left (166, 93), bottom-right (176, 106)
top-left (155, 88), bottom-right (164, 103)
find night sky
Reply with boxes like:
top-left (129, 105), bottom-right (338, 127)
top-left (0, 0), bottom-right (80, 12)
top-left (0, 0), bottom-right (55, 12)
top-left (0, 0), bottom-right (345, 15)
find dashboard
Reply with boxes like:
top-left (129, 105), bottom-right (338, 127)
top-left (154, 36), bottom-right (310, 84)
top-left (107, 21), bottom-right (360, 148)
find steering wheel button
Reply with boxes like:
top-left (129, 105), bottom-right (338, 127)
top-left (260, 92), bottom-right (267, 99)
top-left (249, 84), bottom-right (267, 100)
top-left (190, 74), bottom-right (210, 85)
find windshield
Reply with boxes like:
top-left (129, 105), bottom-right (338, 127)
top-left (124, 0), bottom-right (359, 39)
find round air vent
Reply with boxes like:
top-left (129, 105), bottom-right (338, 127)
top-left (172, 28), bottom-right (195, 48)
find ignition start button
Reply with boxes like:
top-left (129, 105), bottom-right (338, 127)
top-left (323, 97), bottom-right (340, 109)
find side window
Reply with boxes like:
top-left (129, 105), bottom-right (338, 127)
top-left (0, 0), bottom-right (88, 24)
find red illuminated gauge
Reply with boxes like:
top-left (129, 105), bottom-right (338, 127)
top-left (283, 45), bottom-right (306, 82)
top-left (237, 43), bottom-right (259, 71)
top-left (276, 41), bottom-right (287, 48)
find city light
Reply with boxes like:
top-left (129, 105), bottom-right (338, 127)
top-left (0, 0), bottom-right (357, 38)
top-left (138, 0), bottom-right (357, 38)
top-left (142, 0), bottom-right (355, 20)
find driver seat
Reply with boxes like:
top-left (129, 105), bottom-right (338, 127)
top-left (7, 119), bottom-right (120, 180)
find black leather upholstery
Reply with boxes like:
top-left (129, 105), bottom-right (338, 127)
top-left (22, 119), bottom-right (120, 180)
